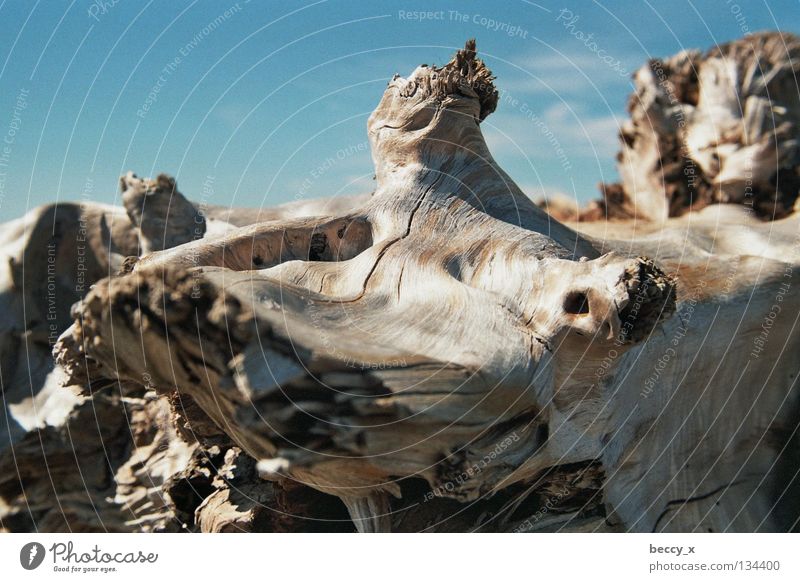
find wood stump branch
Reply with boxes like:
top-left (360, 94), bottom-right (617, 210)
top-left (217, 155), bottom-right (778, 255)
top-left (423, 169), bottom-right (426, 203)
top-left (0, 174), bottom-right (356, 531)
top-left (589, 31), bottom-right (800, 221)
top-left (53, 41), bottom-right (694, 532)
top-left (3, 38), bottom-right (800, 532)
top-left (121, 172), bottom-right (207, 254)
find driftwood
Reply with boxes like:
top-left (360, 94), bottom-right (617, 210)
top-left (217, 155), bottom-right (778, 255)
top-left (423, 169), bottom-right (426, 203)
top-left (3, 38), bottom-right (800, 533)
top-left (0, 176), bottom-right (358, 532)
top-left (580, 31), bottom-right (800, 222)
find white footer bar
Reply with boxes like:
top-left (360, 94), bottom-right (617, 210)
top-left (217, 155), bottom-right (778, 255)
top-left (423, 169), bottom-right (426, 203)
top-left (1, 533), bottom-right (796, 581)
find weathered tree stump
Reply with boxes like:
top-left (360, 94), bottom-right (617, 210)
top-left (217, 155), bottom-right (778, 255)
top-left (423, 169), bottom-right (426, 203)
top-left (3, 39), bottom-right (800, 533)
top-left (595, 31), bottom-right (800, 221)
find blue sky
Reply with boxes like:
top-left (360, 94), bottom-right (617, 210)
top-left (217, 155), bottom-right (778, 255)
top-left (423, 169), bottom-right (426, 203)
top-left (0, 0), bottom-right (798, 219)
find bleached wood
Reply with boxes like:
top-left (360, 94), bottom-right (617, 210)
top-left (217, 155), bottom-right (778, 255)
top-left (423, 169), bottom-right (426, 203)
top-left (3, 38), bottom-right (798, 533)
top-left (599, 31), bottom-right (800, 221)
top-left (55, 42), bottom-right (689, 532)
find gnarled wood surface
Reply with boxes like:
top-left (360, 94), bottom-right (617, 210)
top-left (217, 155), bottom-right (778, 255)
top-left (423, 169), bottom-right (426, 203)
top-left (591, 31), bottom-right (800, 222)
top-left (2, 39), bottom-right (800, 533)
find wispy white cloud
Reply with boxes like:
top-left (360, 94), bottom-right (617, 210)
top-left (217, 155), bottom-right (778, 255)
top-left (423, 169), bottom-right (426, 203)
top-left (484, 101), bottom-right (622, 161)
top-left (502, 49), bottom-right (637, 97)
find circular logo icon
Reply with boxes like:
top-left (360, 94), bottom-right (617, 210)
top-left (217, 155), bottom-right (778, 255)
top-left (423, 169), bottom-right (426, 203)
top-left (20, 542), bottom-right (46, 570)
